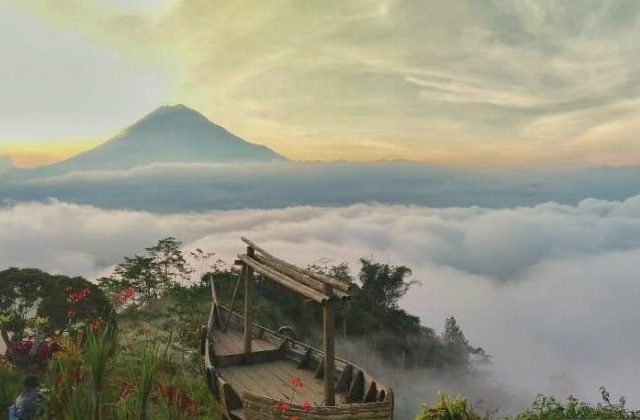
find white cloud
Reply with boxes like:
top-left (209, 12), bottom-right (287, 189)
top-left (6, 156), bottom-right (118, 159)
top-left (2, 197), bottom-right (640, 411)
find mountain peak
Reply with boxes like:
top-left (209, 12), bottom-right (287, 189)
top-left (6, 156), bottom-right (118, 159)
top-left (30, 104), bottom-right (286, 174)
top-left (134, 104), bottom-right (211, 128)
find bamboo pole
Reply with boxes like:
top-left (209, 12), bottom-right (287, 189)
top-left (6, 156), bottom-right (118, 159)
top-left (223, 266), bottom-right (244, 332)
top-left (209, 273), bottom-right (222, 328)
top-left (253, 254), bottom-right (350, 300)
top-left (244, 246), bottom-right (254, 355)
top-left (238, 254), bottom-right (328, 304)
top-left (323, 283), bottom-right (336, 406)
top-left (241, 237), bottom-right (350, 292)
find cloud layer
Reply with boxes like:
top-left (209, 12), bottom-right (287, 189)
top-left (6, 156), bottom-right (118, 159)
top-left (2, 197), bottom-right (640, 411)
top-left (3, 162), bottom-right (640, 213)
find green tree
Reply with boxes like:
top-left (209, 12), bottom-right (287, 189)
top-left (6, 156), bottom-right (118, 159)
top-left (102, 237), bottom-right (192, 305)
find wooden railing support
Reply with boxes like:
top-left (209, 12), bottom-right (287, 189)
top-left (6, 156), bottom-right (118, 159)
top-left (243, 246), bottom-right (255, 355)
top-left (323, 284), bottom-right (336, 406)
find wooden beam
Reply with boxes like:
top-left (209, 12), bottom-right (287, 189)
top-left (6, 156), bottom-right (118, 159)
top-left (323, 284), bottom-right (336, 406)
top-left (238, 254), bottom-right (328, 303)
top-left (243, 246), bottom-right (254, 355)
top-left (253, 253), bottom-right (350, 300)
top-left (242, 237), bottom-right (351, 292)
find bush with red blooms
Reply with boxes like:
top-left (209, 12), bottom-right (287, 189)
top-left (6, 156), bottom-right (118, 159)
top-left (64, 285), bottom-right (92, 303)
top-left (65, 285), bottom-right (91, 322)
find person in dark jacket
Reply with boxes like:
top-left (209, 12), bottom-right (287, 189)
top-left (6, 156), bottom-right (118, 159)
top-left (8, 375), bottom-right (41, 420)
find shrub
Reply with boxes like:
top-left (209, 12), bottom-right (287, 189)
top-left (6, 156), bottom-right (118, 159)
top-left (416, 391), bottom-right (482, 420)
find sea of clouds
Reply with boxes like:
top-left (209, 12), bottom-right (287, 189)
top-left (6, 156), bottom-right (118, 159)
top-left (2, 197), bottom-right (640, 414)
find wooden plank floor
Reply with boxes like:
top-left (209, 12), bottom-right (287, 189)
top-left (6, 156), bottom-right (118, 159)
top-left (212, 329), bottom-right (279, 356)
top-left (220, 359), bottom-right (343, 406)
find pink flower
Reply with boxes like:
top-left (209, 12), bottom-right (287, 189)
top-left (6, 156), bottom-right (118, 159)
top-left (289, 375), bottom-right (303, 389)
top-left (302, 399), bottom-right (312, 412)
top-left (274, 400), bottom-right (290, 413)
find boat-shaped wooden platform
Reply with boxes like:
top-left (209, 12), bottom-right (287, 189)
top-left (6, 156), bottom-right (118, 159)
top-left (201, 238), bottom-right (394, 419)
top-left (203, 308), bottom-right (393, 419)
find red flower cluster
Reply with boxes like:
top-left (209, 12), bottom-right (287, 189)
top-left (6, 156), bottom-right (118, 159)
top-left (67, 308), bottom-right (75, 319)
top-left (65, 286), bottom-right (91, 303)
top-left (115, 287), bottom-right (135, 307)
top-left (156, 383), bottom-right (197, 416)
top-left (273, 376), bottom-right (313, 419)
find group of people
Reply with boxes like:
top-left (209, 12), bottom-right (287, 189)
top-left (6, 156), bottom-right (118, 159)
top-left (8, 376), bottom-right (41, 420)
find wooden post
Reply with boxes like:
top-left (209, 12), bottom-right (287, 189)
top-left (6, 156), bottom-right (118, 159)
top-left (323, 284), bottom-right (336, 406)
top-left (244, 246), bottom-right (255, 355)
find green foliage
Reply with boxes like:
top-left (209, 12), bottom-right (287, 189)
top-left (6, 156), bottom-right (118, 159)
top-left (514, 387), bottom-right (640, 419)
top-left (0, 365), bottom-right (19, 417)
top-left (416, 391), bottom-right (482, 420)
top-left (86, 323), bottom-right (119, 419)
top-left (0, 268), bottom-right (112, 356)
top-left (100, 237), bottom-right (192, 306)
top-left (134, 348), bottom-right (159, 420)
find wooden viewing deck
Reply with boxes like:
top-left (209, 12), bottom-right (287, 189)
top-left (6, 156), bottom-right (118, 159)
top-left (201, 238), bottom-right (394, 420)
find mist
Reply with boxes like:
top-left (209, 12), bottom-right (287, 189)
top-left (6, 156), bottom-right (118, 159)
top-left (1, 197), bottom-right (640, 415)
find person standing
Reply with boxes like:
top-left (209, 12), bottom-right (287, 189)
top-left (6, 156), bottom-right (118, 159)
top-left (8, 376), bottom-right (41, 420)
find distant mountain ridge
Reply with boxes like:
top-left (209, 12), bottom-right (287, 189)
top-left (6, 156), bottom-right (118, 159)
top-left (24, 104), bottom-right (286, 176)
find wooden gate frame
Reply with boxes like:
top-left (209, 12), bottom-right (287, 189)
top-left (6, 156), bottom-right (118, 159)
top-left (230, 237), bottom-right (351, 406)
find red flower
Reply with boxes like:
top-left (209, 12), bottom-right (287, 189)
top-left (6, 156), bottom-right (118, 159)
top-left (115, 287), bottom-right (136, 307)
top-left (118, 381), bottom-right (134, 400)
top-left (289, 375), bottom-right (303, 389)
top-left (289, 416), bottom-right (299, 420)
top-left (66, 287), bottom-right (91, 303)
top-left (274, 400), bottom-right (290, 413)
top-left (90, 317), bottom-right (103, 333)
top-left (64, 285), bottom-right (72, 292)
top-left (302, 399), bottom-right (312, 412)
top-left (67, 308), bottom-right (75, 318)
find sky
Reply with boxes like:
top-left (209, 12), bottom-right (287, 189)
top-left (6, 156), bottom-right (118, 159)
top-left (1, 0), bottom-right (639, 167)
